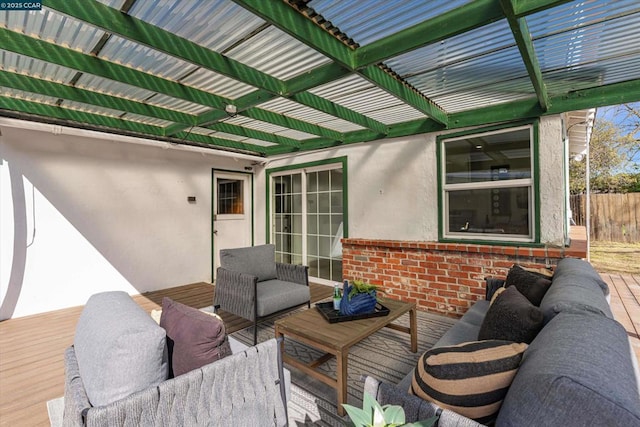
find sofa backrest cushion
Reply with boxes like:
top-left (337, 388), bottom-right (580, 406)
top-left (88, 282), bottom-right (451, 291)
top-left (73, 291), bottom-right (169, 407)
top-left (410, 340), bottom-right (528, 424)
top-left (497, 311), bottom-right (640, 426)
top-left (539, 258), bottom-right (612, 324)
top-left (478, 286), bottom-right (544, 344)
top-left (505, 264), bottom-right (551, 306)
top-left (220, 244), bottom-right (277, 282)
top-left (160, 297), bottom-right (232, 377)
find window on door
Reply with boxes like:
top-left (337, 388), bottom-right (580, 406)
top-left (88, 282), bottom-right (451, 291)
top-left (270, 164), bottom-right (345, 283)
top-left (217, 178), bottom-right (244, 215)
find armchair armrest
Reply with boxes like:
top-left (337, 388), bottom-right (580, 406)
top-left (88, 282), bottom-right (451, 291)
top-left (276, 263), bottom-right (309, 286)
top-left (213, 267), bottom-right (258, 321)
top-left (364, 376), bottom-right (485, 426)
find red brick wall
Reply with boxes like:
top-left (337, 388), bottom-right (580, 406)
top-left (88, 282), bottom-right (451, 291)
top-left (342, 238), bottom-right (585, 318)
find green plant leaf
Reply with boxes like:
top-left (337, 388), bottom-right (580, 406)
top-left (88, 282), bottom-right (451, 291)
top-left (382, 405), bottom-right (406, 424)
top-left (342, 404), bottom-right (371, 427)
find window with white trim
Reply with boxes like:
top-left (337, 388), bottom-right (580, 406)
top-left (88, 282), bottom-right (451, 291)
top-left (441, 125), bottom-right (535, 242)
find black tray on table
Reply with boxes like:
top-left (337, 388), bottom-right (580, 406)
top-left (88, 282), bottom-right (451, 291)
top-left (315, 301), bottom-right (390, 323)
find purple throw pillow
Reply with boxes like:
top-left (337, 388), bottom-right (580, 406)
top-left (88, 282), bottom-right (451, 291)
top-left (160, 297), bottom-right (232, 377)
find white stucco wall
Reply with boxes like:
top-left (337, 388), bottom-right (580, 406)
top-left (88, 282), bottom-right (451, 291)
top-left (0, 121), bottom-right (258, 319)
top-left (263, 116), bottom-right (567, 245)
top-left (538, 116), bottom-right (566, 246)
top-left (260, 133), bottom-right (439, 242)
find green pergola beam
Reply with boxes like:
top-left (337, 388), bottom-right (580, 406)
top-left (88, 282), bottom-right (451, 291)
top-left (290, 91), bottom-right (388, 134)
top-left (511, 0), bottom-right (575, 17)
top-left (267, 77), bottom-right (640, 155)
top-left (208, 122), bottom-right (301, 148)
top-left (232, 0), bottom-right (447, 126)
top-left (231, 0), bottom-right (355, 69)
top-left (0, 97), bottom-right (268, 154)
top-left (45, 0), bottom-right (285, 95)
top-left (354, 0), bottom-right (574, 68)
top-left (1, 28), bottom-right (230, 110)
top-left (0, 70), bottom-right (196, 126)
top-left (501, 0), bottom-right (550, 111)
top-left (359, 66), bottom-right (448, 126)
top-left (355, 0), bottom-right (503, 68)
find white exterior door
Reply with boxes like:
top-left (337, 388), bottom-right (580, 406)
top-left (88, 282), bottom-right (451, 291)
top-left (212, 171), bottom-right (252, 279)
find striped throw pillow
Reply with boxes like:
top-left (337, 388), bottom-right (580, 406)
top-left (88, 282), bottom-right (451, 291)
top-left (409, 340), bottom-right (528, 422)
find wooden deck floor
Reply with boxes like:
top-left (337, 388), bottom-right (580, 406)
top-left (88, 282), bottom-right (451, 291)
top-left (1, 274), bottom-right (638, 426)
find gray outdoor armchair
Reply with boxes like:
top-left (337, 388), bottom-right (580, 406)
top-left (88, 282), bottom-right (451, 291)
top-left (214, 244), bottom-right (311, 344)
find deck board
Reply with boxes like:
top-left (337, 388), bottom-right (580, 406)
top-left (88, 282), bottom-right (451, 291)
top-left (1, 274), bottom-right (638, 426)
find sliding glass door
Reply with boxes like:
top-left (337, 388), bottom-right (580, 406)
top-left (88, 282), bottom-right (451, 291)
top-left (271, 164), bottom-right (344, 283)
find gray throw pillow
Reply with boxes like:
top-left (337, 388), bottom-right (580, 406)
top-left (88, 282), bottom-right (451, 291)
top-left (160, 297), bottom-right (232, 377)
top-left (478, 286), bottom-right (544, 344)
top-left (74, 291), bottom-right (169, 407)
top-left (505, 264), bottom-right (551, 306)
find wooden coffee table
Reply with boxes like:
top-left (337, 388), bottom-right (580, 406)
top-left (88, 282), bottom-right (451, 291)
top-left (274, 298), bottom-right (417, 416)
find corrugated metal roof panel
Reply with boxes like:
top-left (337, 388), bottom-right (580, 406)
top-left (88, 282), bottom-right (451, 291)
top-left (533, 9), bottom-right (640, 69)
top-left (316, 119), bottom-right (365, 133)
top-left (0, 87), bottom-right (58, 105)
top-left (527, 0), bottom-right (640, 39)
top-left (0, 51), bottom-right (78, 83)
top-left (434, 77), bottom-right (535, 113)
top-left (406, 46), bottom-right (531, 99)
top-left (146, 93), bottom-right (212, 115)
top-left (179, 68), bottom-right (256, 99)
top-left (385, 20), bottom-right (514, 77)
top-left (309, 73), bottom-right (422, 124)
top-left (225, 25), bottom-right (331, 80)
top-left (257, 97), bottom-right (366, 132)
top-left (225, 115), bottom-right (290, 134)
top-left (99, 35), bottom-right (198, 80)
top-left (123, 112), bottom-right (173, 127)
top-left (75, 74), bottom-right (156, 102)
top-left (308, 0), bottom-right (474, 46)
top-left (61, 100), bottom-right (124, 118)
top-left (1, 9), bottom-right (105, 54)
top-left (364, 105), bottom-right (427, 125)
top-left (276, 129), bottom-right (317, 140)
top-left (309, 74), bottom-right (372, 99)
top-left (128, 0), bottom-right (266, 53)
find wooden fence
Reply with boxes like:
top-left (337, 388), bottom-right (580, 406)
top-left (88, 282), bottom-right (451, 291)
top-left (570, 193), bottom-right (640, 242)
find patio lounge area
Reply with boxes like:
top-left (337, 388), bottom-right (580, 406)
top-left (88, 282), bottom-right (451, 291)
top-left (1, 273), bottom-right (638, 426)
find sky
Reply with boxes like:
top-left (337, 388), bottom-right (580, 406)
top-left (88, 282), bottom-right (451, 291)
top-left (594, 102), bottom-right (640, 170)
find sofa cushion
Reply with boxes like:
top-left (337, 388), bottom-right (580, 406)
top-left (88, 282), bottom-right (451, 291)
top-left (505, 264), bottom-right (551, 306)
top-left (160, 297), bottom-right (232, 377)
top-left (478, 286), bottom-right (544, 344)
top-left (73, 291), bottom-right (169, 407)
top-left (497, 311), bottom-right (640, 426)
top-left (220, 244), bottom-right (277, 282)
top-left (539, 258), bottom-right (612, 324)
top-left (256, 279), bottom-right (310, 317)
top-left (410, 340), bottom-right (528, 423)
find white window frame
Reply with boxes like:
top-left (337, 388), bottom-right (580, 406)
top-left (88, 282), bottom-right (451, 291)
top-left (441, 125), bottom-right (536, 243)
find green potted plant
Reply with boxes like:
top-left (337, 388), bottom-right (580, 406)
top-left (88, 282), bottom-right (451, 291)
top-left (340, 279), bottom-right (379, 316)
top-left (342, 392), bottom-right (438, 427)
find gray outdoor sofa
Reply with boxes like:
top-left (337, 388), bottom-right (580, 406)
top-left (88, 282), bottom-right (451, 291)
top-left (365, 258), bottom-right (640, 426)
top-left (62, 291), bottom-right (289, 427)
